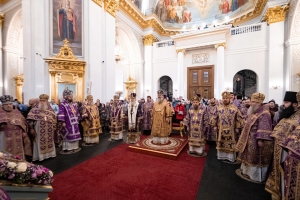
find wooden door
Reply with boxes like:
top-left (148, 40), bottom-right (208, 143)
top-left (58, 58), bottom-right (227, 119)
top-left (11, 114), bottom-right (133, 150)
top-left (188, 66), bottom-right (214, 100)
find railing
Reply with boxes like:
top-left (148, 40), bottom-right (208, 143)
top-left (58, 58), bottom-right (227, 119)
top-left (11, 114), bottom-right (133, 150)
top-left (231, 24), bottom-right (262, 35)
top-left (157, 41), bottom-right (175, 48)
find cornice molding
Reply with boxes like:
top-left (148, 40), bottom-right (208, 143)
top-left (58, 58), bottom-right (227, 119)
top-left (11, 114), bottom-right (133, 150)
top-left (262, 5), bottom-right (289, 25)
top-left (104, 0), bottom-right (119, 18)
top-left (118, 0), bottom-right (182, 36)
top-left (285, 38), bottom-right (300, 47)
top-left (92, 0), bottom-right (102, 7)
top-left (232, 0), bottom-right (268, 26)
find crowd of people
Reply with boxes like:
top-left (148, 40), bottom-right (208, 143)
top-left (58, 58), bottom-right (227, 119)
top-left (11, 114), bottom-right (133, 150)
top-left (0, 88), bottom-right (299, 199)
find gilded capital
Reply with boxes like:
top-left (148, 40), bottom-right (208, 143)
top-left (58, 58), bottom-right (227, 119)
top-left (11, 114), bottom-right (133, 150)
top-left (0, 14), bottom-right (4, 28)
top-left (263, 5), bottom-right (289, 25)
top-left (176, 49), bottom-right (186, 54)
top-left (215, 43), bottom-right (226, 49)
top-left (143, 34), bottom-right (156, 46)
top-left (92, 0), bottom-right (102, 7)
top-left (104, 0), bottom-right (119, 18)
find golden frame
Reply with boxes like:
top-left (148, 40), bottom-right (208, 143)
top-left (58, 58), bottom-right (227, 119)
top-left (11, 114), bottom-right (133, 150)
top-left (44, 39), bottom-right (86, 103)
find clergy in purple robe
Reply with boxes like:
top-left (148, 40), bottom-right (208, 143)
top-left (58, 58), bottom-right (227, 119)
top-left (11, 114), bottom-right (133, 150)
top-left (110, 95), bottom-right (123, 141)
top-left (183, 95), bottom-right (208, 156)
top-left (0, 95), bottom-right (32, 160)
top-left (265, 91), bottom-right (300, 200)
top-left (279, 122), bottom-right (300, 200)
top-left (123, 93), bottom-right (143, 144)
top-left (236, 92), bottom-right (273, 183)
top-left (58, 88), bottom-right (81, 152)
top-left (205, 98), bottom-right (218, 141)
top-left (211, 91), bottom-right (244, 163)
top-left (142, 96), bottom-right (154, 135)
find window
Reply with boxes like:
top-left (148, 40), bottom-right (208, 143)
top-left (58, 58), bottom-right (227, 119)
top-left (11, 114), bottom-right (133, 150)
top-left (193, 72), bottom-right (198, 83)
top-left (204, 72), bottom-right (208, 83)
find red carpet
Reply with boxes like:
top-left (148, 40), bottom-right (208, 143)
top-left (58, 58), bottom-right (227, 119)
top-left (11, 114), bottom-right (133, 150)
top-left (49, 143), bottom-right (208, 200)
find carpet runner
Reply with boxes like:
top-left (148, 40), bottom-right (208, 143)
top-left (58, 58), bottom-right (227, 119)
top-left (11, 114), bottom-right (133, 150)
top-left (49, 143), bottom-right (208, 200)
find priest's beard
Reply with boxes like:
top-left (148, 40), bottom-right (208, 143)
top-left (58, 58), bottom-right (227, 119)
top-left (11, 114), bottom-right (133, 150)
top-left (210, 103), bottom-right (215, 106)
top-left (245, 104), bottom-right (250, 108)
top-left (279, 104), bottom-right (295, 121)
top-left (223, 100), bottom-right (230, 106)
top-left (157, 97), bottom-right (163, 104)
top-left (247, 105), bottom-right (259, 116)
top-left (38, 103), bottom-right (47, 111)
top-left (193, 104), bottom-right (199, 110)
top-left (113, 102), bottom-right (118, 107)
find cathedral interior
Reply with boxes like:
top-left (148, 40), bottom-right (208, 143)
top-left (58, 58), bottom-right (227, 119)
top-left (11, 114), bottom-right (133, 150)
top-left (0, 0), bottom-right (300, 199)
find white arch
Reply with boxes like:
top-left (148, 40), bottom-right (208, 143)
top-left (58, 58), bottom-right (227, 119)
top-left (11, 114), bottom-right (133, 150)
top-left (3, 9), bottom-right (23, 96)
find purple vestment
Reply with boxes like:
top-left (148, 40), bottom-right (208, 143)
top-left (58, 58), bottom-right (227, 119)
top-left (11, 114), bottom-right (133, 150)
top-left (142, 101), bottom-right (154, 131)
top-left (58, 100), bottom-right (81, 141)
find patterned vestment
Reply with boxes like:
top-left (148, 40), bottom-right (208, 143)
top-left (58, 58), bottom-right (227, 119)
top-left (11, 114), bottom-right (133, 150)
top-left (183, 105), bottom-right (208, 148)
top-left (211, 103), bottom-right (244, 159)
top-left (0, 108), bottom-right (32, 158)
top-left (142, 101), bottom-right (154, 131)
top-left (81, 103), bottom-right (102, 138)
top-left (265, 110), bottom-right (300, 199)
top-left (110, 102), bottom-right (123, 135)
top-left (236, 104), bottom-right (273, 181)
top-left (205, 104), bottom-right (218, 141)
top-left (151, 99), bottom-right (172, 137)
top-left (278, 125), bottom-right (300, 200)
top-left (27, 103), bottom-right (57, 161)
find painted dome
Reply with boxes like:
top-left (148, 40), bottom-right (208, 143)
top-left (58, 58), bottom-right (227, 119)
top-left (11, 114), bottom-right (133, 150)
top-left (153, 0), bottom-right (257, 28)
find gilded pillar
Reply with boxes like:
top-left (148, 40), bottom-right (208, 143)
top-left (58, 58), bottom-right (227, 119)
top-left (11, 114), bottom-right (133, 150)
top-left (49, 71), bottom-right (57, 101)
top-left (14, 75), bottom-right (24, 103)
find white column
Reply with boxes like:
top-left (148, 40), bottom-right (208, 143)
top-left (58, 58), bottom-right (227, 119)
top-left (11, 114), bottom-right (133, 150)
top-left (85, 0), bottom-right (104, 101)
top-left (0, 14), bottom-right (3, 95)
top-left (215, 43), bottom-right (225, 99)
top-left (268, 21), bottom-right (284, 103)
top-left (176, 49), bottom-right (185, 98)
top-left (143, 34), bottom-right (156, 98)
top-left (22, 0), bottom-right (50, 103)
top-left (103, 12), bottom-right (116, 101)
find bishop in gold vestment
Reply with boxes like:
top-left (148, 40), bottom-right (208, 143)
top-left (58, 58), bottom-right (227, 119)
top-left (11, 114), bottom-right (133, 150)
top-left (81, 95), bottom-right (102, 145)
top-left (211, 91), bottom-right (244, 162)
top-left (266, 91), bottom-right (300, 200)
top-left (151, 90), bottom-right (172, 144)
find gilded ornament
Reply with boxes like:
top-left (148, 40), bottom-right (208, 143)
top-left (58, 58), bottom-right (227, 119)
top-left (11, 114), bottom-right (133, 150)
top-left (44, 40), bottom-right (86, 102)
top-left (0, 14), bottom-right (4, 28)
top-left (233, 0), bottom-right (268, 26)
top-left (143, 34), bottom-right (156, 46)
top-left (263, 5), bottom-right (289, 25)
top-left (215, 43), bottom-right (226, 49)
top-left (176, 49), bottom-right (186, 54)
top-left (104, 0), bottom-right (119, 18)
top-left (92, 0), bottom-right (102, 7)
top-left (124, 76), bottom-right (138, 99)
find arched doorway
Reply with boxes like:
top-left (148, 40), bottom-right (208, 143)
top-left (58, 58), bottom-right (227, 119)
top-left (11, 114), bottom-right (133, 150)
top-left (159, 76), bottom-right (173, 101)
top-left (233, 70), bottom-right (257, 98)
